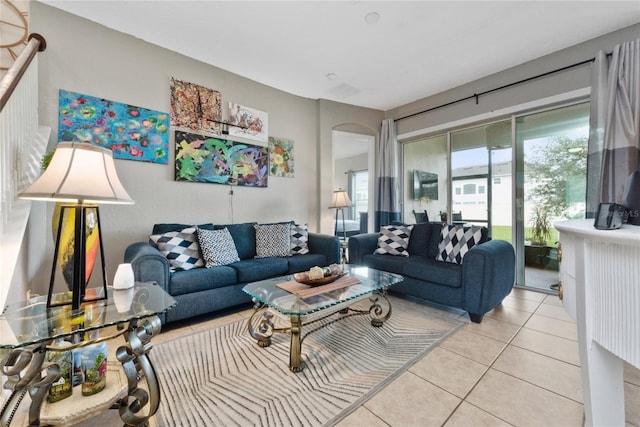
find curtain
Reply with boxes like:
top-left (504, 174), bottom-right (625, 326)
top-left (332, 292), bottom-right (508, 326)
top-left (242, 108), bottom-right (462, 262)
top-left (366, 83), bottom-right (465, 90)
top-left (374, 118), bottom-right (400, 231)
top-left (587, 38), bottom-right (640, 215)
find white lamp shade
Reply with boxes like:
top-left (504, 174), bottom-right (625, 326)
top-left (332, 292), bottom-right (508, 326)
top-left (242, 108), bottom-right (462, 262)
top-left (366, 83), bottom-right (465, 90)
top-left (328, 189), bottom-right (353, 209)
top-left (19, 142), bottom-right (134, 204)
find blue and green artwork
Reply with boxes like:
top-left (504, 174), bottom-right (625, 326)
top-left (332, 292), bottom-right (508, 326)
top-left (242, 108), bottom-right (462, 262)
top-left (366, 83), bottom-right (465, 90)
top-left (175, 131), bottom-right (268, 187)
top-left (58, 90), bottom-right (169, 164)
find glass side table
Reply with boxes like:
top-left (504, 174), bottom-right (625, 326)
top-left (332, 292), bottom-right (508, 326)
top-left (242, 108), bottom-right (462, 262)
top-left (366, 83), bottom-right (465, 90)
top-left (0, 282), bottom-right (176, 426)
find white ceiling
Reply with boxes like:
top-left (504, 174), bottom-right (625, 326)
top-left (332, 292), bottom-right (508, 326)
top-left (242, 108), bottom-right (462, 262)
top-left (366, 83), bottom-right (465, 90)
top-left (39, 1), bottom-right (640, 111)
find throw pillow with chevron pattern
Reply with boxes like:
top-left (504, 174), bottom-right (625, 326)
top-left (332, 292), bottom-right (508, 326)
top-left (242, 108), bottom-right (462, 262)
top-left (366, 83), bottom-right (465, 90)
top-left (149, 227), bottom-right (204, 271)
top-left (374, 224), bottom-right (414, 257)
top-left (436, 224), bottom-right (483, 264)
top-left (290, 223), bottom-right (309, 255)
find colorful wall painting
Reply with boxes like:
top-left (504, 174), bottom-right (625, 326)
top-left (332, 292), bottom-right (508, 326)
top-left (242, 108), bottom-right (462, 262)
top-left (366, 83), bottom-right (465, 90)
top-left (174, 131), bottom-right (268, 187)
top-left (170, 78), bottom-right (222, 136)
top-left (228, 102), bottom-right (268, 143)
top-left (58, 90), bottom-right (169, 164)
top-left (269, 136), bottom-right (295, 178)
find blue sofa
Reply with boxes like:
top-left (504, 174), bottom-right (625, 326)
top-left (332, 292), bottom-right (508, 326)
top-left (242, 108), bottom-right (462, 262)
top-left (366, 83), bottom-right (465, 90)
top-left (348, 222), bottom-right (515, 322)
top-left (124, 222), bottom-right (340, 324)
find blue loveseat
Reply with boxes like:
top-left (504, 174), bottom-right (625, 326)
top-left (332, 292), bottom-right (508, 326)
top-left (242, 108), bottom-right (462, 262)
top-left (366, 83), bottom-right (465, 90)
top-left (348, 222), bottom-right (515, 322)
top-left (124, 222), bottom-right (340, 324)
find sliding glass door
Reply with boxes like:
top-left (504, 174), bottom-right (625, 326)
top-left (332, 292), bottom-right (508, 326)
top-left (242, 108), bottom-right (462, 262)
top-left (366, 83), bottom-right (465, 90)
top-left (450, 121), bottom-right (512, 238)
top-left (515, 102), bottom-right (589, 292)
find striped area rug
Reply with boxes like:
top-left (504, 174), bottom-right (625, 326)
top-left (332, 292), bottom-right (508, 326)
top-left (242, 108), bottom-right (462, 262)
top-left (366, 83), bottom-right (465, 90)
top-left (153, 296), bottom-right (465, 427)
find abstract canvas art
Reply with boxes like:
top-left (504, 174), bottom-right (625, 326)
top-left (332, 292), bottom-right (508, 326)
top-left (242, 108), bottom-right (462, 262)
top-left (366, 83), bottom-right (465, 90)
top-left (58, 90), bottom-right (170, 164)
top-left (269, 136), bottom-right (294, 178)
top-left (228, 102), bottom-right (268, 143)
top-left (175, 131), bottom-right (268, 187)
top-left (170, 78), bottom-right (222, 136)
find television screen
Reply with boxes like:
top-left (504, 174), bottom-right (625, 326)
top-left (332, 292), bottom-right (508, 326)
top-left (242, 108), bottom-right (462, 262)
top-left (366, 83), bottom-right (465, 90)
top-left (413, 170), bottom-right (438, 200)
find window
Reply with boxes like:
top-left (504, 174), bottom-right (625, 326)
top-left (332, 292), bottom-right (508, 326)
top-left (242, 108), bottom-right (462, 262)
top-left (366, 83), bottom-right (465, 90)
top-left (463, 184), bottom-right (476, 195)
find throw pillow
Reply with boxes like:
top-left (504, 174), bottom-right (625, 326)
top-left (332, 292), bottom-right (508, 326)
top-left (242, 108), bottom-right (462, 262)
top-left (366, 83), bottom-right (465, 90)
top-left (436, 224), bottom-right (484, 264)
top-left (254, 223), bottom-right (291, 258)
top-left (290, 223), bottom-right (309, 255)
top-left (149, 227), bottom-right (204, 271)
top-left (197, 227), bottom-right (240, 267)
top-left (374, 225), bottom-right (414, 257)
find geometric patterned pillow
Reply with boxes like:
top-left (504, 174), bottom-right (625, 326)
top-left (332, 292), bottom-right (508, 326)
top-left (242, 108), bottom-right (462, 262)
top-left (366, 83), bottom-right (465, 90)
top-left (436, 224), bottom-right (484, 264)
top-left (254, 223), bottom-right (291, 258)
top-left (290, 223), bottom-right (309, 255)
top-left (196, 227), bottom-right (240, 267)
top-left (374, 224), bottom-right (414, 257)
top-left (149, 227), bottom-right (204, 271)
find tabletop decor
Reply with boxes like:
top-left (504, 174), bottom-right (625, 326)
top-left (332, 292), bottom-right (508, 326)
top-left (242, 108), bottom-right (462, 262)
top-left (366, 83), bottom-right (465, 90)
top-left (19, 142), bottom-right (134, 310)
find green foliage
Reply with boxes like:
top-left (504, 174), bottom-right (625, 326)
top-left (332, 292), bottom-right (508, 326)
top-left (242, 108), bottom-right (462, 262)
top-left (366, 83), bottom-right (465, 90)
top-left (42, 150), bottom-right (56, 170)
top-left (528, 205), bottom-right (552, 244)
top-left (526, 136), bottom-right (587, 218)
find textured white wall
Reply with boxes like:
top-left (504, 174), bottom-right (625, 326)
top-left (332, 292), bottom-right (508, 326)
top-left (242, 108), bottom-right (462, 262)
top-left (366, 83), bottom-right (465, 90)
top-left (26, 2), bottom-right (383, 295)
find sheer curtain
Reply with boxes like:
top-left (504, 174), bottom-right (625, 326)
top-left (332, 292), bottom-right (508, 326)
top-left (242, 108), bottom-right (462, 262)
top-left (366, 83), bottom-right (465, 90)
top-left (587, 38), bottom-right (640, 215)
top-left (374, 118), bottom-right (400, 231)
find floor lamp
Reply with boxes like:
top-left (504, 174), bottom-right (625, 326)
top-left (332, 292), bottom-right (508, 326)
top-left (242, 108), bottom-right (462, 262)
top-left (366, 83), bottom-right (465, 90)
top-left (20, 142), bottom-right (134, 311)
top-left (329, 188), bottom-right (353, 265)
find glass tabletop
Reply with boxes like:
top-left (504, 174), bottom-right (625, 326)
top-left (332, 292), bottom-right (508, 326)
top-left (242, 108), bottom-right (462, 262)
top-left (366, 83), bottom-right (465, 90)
top-left (242, 266), bottom-right (403, 316)
top-left (0, 282), bottom-right (176, 349)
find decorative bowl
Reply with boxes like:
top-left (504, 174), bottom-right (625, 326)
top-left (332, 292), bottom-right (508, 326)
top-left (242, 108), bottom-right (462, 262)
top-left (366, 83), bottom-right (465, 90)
top-left (293, 272), bottom-right (347, 287)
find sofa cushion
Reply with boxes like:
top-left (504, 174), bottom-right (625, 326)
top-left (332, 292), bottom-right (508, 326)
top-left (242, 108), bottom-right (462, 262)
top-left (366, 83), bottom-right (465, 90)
top-left (403, 257), bottom-right (462, 288)
top-left (406, 223), bottom-right (432, 257)
top-left (168, 265), bottom-right (238, 296)
top-left (231, 258), bottom-right (289, 283)
top-left (374, 225), bottom-right (414, 257)
top-left (215, 222), bottom-right (257, 260)
top-left (255, 223), bottom-right (291, 258)
top-left (197, 227), bottom-right (240, 267)
top-left (149, 227), bottom-right (204, 271)
top-left (287, 253), bottom-right (328, 273)
top-left (436, 224), bottom-right (484, 264)
top-left (290, 223), bottom-right (309, 255)
top-left (362, 253), bottom-right (408, 275)
top-left (152, 223), bottom-right (214, 234)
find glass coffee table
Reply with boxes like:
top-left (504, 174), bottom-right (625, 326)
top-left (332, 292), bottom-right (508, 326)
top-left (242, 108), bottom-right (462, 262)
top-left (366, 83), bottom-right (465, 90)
top-left (242, 266), bottom-right (403, 372)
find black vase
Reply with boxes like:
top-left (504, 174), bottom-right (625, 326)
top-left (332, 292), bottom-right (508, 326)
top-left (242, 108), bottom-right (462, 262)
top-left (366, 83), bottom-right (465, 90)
top-left (622, 170), bottom-right (640, 226)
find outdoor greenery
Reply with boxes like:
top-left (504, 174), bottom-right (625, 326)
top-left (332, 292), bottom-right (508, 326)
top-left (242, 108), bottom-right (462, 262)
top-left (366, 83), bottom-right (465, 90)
top-left (525, 135), bottom-right (587, 244)
top-left (526, 135), bottom-right (587, 219)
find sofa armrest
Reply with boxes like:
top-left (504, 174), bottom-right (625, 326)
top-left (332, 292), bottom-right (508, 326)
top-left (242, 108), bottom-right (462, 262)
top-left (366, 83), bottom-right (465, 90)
top-left (123, 242), bottom-right (171, 293)
top-left (462, 240), bottom-right (515, 319)
top-left (347, 233), bottom-right (379, 265)
top-left (307, 233), bottom-right (341, 265)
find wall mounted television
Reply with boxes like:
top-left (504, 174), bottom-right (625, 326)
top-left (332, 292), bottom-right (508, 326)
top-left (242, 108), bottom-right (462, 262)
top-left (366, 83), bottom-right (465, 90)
top-left (413, 170), bottom-right (438, 200)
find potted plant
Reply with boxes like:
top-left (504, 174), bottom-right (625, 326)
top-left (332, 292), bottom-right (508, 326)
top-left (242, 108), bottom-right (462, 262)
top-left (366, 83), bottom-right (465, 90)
top-left (529, 205), bottom-right (552, 245)
top-left (525, 206), bottom-right (552, 267)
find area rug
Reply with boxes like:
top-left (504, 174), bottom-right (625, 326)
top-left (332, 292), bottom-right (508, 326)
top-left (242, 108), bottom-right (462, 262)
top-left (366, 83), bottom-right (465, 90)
top-left (152, 296), bottom-right (466, 427)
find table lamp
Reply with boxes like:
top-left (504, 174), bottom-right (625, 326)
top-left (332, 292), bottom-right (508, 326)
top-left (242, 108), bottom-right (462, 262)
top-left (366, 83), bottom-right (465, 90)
top-left (19, 142), bottom-right (134, 310)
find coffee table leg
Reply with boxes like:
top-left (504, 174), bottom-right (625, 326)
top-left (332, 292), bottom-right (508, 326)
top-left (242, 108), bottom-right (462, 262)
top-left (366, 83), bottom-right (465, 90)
top-left (369, 290), bottom-right (392, 327)
top-left (248, 300), bottom-right (274, 348)
top-left (289, 314), bottom-right (304, 372)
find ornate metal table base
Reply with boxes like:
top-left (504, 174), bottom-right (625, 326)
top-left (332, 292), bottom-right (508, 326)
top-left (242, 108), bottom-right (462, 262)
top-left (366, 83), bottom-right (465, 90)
top-left (248, 290), bottom-right (392, 373)
top-left (0, 315), bottom-right (162, 427)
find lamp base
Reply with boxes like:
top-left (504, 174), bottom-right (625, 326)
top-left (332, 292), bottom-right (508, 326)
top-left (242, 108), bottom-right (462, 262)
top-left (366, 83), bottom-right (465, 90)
top-left (48, 204), bottom-right (108, 310)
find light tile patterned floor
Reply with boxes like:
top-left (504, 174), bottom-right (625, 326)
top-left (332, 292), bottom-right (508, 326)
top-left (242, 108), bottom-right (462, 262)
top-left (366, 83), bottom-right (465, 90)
top-left (67, 288), bottom-right (640, 427)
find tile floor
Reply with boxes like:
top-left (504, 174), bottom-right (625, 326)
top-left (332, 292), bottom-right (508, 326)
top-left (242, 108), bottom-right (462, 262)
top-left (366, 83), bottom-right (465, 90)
top-left (69, 287), bottom-right (640, 427)
top-left (336, 288), bottom-right (640, 427)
